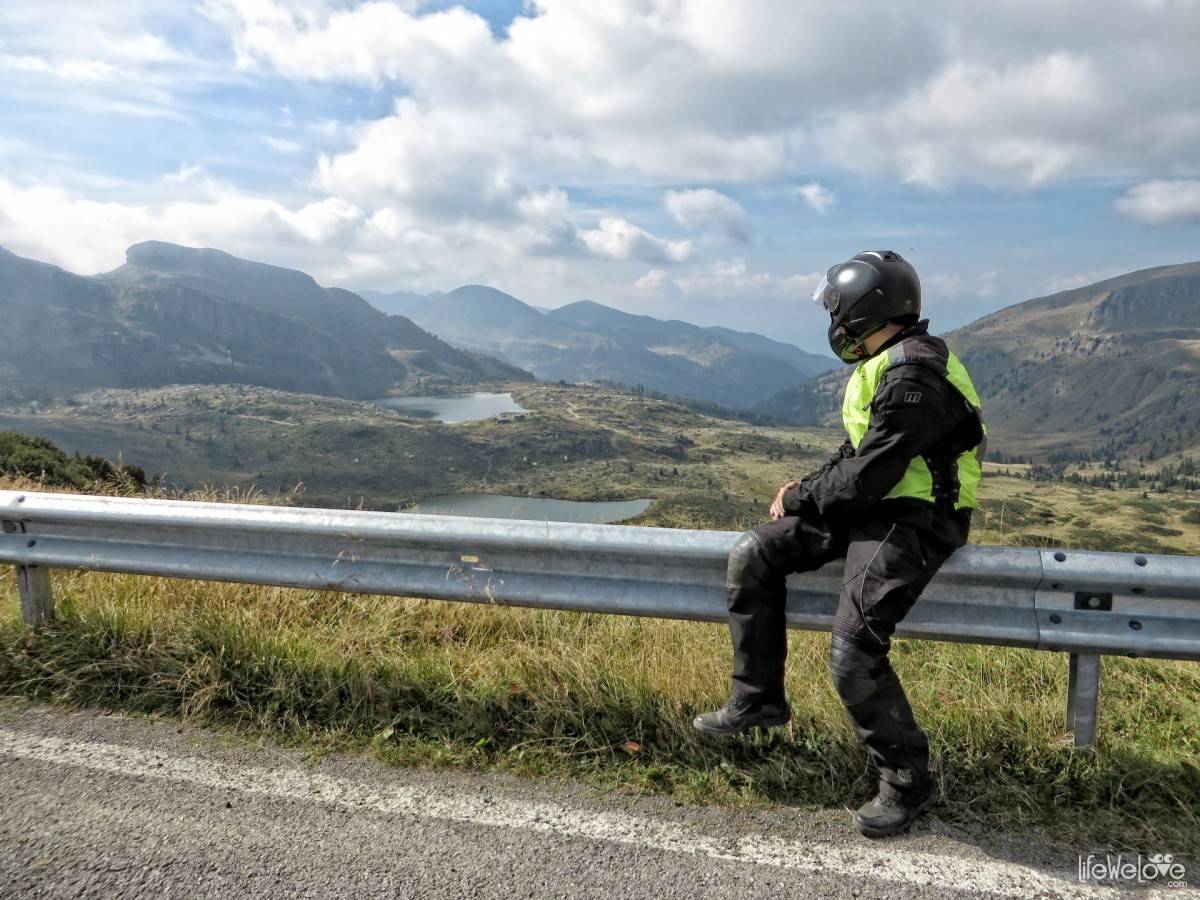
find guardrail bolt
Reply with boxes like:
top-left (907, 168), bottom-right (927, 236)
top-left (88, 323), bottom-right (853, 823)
top-left (1073, 591), bottom-right (1112, 612)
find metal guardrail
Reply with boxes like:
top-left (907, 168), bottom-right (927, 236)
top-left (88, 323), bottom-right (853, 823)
top-left (2, 490), bottom-right (1199, 748)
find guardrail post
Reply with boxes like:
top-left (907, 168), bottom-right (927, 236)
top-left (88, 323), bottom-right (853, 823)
top-left (1065, 652), bottom-right (1101, 749)
top-left (16, 565), bottom-right (54, 628)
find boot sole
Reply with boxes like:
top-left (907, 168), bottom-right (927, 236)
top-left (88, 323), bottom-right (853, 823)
top-left (854, 790), bottom-right (938, 839)
top-left (692, 711), bottom-right (791, 736)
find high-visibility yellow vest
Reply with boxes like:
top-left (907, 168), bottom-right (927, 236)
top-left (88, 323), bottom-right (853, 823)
top-left (842, 341), bottom-right (985, 510)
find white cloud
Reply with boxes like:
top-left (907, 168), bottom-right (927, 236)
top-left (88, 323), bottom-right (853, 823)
top-left (632, 268), bottom-right (672, 296)
top-left (212, 0), bottom-right (1200, 192)
top-left (781, 272), bottom-right (823, 296)
top-left (0, 175), bottom-right (365, 275)
top-left (210, 0), bottom-right (928, 186)
top-left (214, 0), bottom-right (498, 87)
top-left (924, 270), bottom-right (1001, 300)
top-left (315, 99), bottom-right (529, 218)
top-left (0, 54), bottom-right (118, 82)
top-left (0, 3), bottom-right (238, 129)
top-left (664, 188), bottom-right (750, 241)
top-left (789, 182), bottom-right (835, 213)
top-left (579, 217), bottom-right (691, 264)
top-left (97, 30), bottom-right (177, 65)
top-left (0, 5), bottom-right (185, 75)
top-left (54, 59), bottom-right (120, 81)
top-left (668, 258), bottom-right (822, 301)
top-left (263, 135), bottom-right (303, 154)
top-left (1115, 180), bottom-right (1200, 225)
top-left (0, 172), bottom-right (590, 297)
top-left (517, 187), bottom-right (569, 223)
top-left (822, 53), bottom-right (1103, 188)
top-left (283, 196), bottom-right (362, 242)
top-left (161, 163), bottom-right (205, 185)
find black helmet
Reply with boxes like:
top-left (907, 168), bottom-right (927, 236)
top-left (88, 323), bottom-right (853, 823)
top-left (812, 250), bottom-right (921, 363)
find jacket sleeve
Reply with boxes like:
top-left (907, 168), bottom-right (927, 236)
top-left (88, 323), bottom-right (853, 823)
top-left (782, 365), bottom-right (964, 519)
top-left (805, 439), bottom-right (854, 481)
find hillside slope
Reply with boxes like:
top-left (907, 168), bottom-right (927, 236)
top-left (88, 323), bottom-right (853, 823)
top-left (948, 262), bottom-right (1200, 460)
top-left (0, 243), bottom-right (528, 403)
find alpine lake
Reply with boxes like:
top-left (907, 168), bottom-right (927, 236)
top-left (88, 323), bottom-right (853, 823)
top-left (377, 392), bottom-right (651, 524)
top-left (374, 391), bottom-right (528, 423)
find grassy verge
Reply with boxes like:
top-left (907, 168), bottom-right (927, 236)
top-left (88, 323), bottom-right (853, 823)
top-left (1, 563), bottom-right (1197, 855)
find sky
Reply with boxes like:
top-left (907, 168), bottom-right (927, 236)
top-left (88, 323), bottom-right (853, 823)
top-left (1, 1), bottom-right (1199, 354)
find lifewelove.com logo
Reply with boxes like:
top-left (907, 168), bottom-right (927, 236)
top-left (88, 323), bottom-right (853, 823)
top-left (1078, 853), bottom-right (1188, 887)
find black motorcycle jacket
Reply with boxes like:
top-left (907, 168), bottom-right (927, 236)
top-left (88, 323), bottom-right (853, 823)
top-left (781, 322), bottom-right (978, 551)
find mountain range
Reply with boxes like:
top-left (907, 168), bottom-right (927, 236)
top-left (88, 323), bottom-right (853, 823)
top-left (369, 285), bottom-right (833, 410)
top-left (6, 239), bottom-right (1199, 465)
top-left (1, 242), bottom-right (829, 411)
top-left (0, 242), bottom-right (528, 404)
top-left (756, 261), bottom-right (1200, 461)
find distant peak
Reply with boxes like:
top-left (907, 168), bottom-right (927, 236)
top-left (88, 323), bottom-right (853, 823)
top-left (442, 284), bottom-right (532, 308)
top-left (126, 240), bottom-right (228, 265)
top-left (124, 240), bottom-right (246, 271)
top-left (445, 284), bottom-right (521, 299)
top-left (123, 241), bottom-right (318, 287)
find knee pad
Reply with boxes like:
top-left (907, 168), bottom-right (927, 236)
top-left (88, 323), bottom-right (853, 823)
top-left (726, 530), bottom-right (771, 590)
top-left (828, 637), bottom-right (889, 706)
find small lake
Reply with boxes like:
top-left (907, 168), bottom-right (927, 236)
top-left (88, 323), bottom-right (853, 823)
top-left (408, 494), bottom-right (652, 524)
top-left (375, 392), bottom-right (528, 423)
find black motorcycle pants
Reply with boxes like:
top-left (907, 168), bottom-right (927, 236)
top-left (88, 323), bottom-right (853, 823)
top-left (725, 511), bottom-right (951, 798)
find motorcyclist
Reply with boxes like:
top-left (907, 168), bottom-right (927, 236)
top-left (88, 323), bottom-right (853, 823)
top-left (694, 250), bottom-right (985, 838)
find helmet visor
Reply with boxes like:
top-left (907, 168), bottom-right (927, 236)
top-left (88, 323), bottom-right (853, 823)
top-left (811, 266), bottom-right (840, 313)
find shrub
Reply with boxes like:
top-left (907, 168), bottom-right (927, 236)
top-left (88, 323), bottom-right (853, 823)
top-left (0, 431), bottom-right (146, 490)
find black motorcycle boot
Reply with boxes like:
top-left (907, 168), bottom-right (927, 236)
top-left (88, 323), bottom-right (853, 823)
top-left (693, 698), bottom-right (792, 735)
top-left (830, 641), bottom-right (933, 810)
top-left (853, 778), bottom-right (938, 838)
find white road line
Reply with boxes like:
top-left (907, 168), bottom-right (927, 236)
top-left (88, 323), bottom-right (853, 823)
top-left (0, 727), bottom-right (1121, 898)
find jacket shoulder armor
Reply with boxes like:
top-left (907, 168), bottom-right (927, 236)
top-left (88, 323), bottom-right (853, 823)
top-left (885, 334), bottom-right (949, 377)
top-left (873, 357), bottom-right (954, 413)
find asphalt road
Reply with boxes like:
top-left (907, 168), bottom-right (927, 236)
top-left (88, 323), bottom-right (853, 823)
top-left (0, 703), bottom-right (1189, 898)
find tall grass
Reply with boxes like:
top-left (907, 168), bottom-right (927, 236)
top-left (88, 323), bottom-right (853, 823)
top-left (1, 562), bottom-right (1197, 854)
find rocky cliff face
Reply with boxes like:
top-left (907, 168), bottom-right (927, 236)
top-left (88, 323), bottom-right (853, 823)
top-left (0, 243), bottom-right (530, 404)
top-left (1083, 273), bottom-right (1200, 331)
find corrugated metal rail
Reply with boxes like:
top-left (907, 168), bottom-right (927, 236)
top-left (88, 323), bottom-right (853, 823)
top-left (3, 490), bottom-right (1198, 747)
